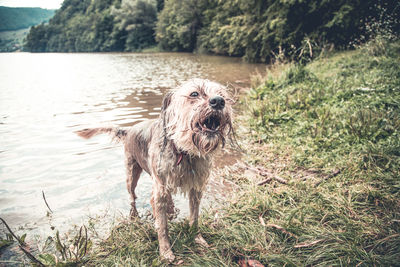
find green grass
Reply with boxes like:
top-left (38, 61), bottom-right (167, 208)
top-left (11, 39), bottom-right (399, 266)
top-left (239, 40), bottom-right (400, 266)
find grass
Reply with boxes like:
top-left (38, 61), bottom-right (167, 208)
top-left (4, 38), bottom-right (399, 266)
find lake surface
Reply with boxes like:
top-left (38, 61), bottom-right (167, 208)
top-left (0, 52), bottom-right (265, 238)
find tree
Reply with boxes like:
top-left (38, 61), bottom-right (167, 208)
top-left (24, 24), bottom-right (48, 52)
top-left (155, 0), bottom-right (204, 52)
top-left (112, 0), bottom-right (157, 51)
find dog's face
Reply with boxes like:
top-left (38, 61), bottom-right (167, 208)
top-left (162, 79), bottom-right (233, 156)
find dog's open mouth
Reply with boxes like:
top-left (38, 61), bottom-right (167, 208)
top-left (197, 115), bottom-right (221, 133)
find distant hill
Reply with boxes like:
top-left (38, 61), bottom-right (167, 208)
top-left (23, 0), bottom-right (161, 52)
top-left (0, 6), bottom-right (55, 31)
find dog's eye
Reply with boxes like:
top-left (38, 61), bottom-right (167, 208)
top-left (190, 92), bottom-right (199, 97)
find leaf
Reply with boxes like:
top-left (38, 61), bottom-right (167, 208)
top-left (38, 253), bottom-right (57, 265)
top-left (0, 239), bottom-right (14, 249)
top-left (20, 233), bottom-right (27, 243)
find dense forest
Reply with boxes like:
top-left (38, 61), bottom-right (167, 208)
top-left (24, 0), bottom-right (162, 52)
top-left (0, 6), bottom-right (55, 31)
top-left (24, 0), bottom-right (399, 62)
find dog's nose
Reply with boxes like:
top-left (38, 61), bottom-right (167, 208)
top-left (209, 96), bottom-right (225, 110)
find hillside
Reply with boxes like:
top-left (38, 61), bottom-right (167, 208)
top-left (24, 0), bottom-right (162, 52)
top-left (0, 6), bottom-right (55, 31)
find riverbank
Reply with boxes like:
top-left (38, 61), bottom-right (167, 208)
top-left (3, 39), bottom-right (400, 266)
top-left (84, 40), bottom-right (400, 266)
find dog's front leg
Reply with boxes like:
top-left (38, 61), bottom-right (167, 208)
top-left (189, 189), bottom-right (202, 227)
top-left (151, 182), bottom-right (175, 262)
top-left (189, 189), bottom-right (209, 247)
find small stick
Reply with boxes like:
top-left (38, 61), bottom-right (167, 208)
top-left (18, 244), bottom-right (45, 266)
top-left (238, 163), bottom-right (288, 185)
top-left (257, 178), bottom-right (272, 186)
top-left (266, 223), bottom-right (298, 239)
top-left (0, 217), bottom-right (24, 245)
top-left (0, 217), bottom-right (45, 266)
top-left (42, 190), bottom-right (53, 213)
top-left (272, 175), bottom-right (288, 185)
top-left (294, 239), bottom-right (324, 248)
top-left (314, 169), bottom-right (341, 187)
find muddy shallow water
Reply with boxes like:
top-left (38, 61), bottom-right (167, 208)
top-left (0, 52), bottom-right (265, 240)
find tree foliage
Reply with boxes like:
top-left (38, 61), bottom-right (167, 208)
top-left (24, 0), bottom-right (399, 62)
top-left (156, 0), bottom-right (400, 62)
top-left (112, 0), bottom-right (157, 51)
top-left (155, 0), bottom-right (204, 52)
top-left (24, 0), bottom-right (157, 52)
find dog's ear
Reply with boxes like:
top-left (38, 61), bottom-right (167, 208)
top-left (161, 91), bottom-right (173, 112)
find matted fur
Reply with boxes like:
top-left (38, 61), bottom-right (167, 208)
top-left (76, 79), bottom-right (234, 262)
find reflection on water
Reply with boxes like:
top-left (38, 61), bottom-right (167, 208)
top-left (0, 52), bottom-right (264, 237)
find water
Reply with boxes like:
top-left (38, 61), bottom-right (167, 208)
top-left (0, 52), bottom-right (264, 238)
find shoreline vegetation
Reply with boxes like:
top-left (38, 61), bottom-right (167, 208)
top-left (87, 38), bottom-right (400, 266)
top-left (2, 35), bottom-right (399, 266)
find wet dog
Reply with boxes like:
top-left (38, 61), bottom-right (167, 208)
top-left (76, 79), bottom-right (234, 262)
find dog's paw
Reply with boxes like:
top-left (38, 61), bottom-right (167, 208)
top-left (129, 206), bottom-right (139, 219)
top-left (160, 248), bottom-right (175, 263)
top-left (195, 234), bottom-right (210, 248)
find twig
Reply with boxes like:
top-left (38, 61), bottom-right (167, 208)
top-left (294, 239), bottom-right (324, 248)
top-left (258, 215), bottom-right (266, 227)
top-left (266, 223), bottom-right (298, 239)
top-left (314, 169), bottom-right (341, 187)
top-left (272, 175), bottom-right (288, 184)
top-left (42, 190), bottom-right (53, 213)
top-left (0, 217), bottom-right (24, 245)
top-left (257, 178), bottom-right (272, 186)
top-left (0, 217), bottom-right (45, 267)
top-left (18, 244), bottom-right (45, 266)
top-left (238, 162), bottom-right (288, 185)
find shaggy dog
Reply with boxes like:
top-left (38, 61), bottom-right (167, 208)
top-left (76, 79), bottom-right (234, 262)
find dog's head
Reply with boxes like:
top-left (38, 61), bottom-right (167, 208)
top-left (161, 79), bottom-right (234, 156)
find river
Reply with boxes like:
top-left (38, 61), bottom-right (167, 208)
top-left (0, 52), bottom-right (264, 243)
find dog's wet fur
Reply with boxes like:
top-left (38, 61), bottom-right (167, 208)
top-left (76, 79), bottom-right (234, 262)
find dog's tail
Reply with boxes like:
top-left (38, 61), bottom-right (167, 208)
top-left (76, 127), bottom-right (127, 142)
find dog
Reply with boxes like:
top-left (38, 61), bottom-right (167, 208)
top-left (76, 79), bottom-right (234, 262)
